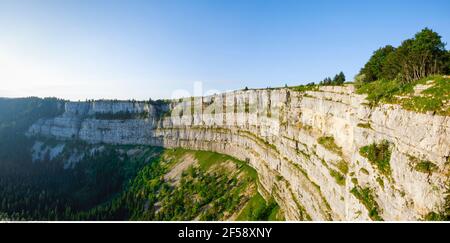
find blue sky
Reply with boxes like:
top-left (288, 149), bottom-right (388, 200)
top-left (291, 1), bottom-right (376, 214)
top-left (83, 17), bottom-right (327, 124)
top-left (1, 0), bottom-right (449, 100)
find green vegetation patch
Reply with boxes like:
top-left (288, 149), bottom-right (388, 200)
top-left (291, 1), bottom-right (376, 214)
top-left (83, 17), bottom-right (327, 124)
top-left (360, 168), bottom-right (369, 175)
top-left (376, 177), bottom-right (385, 188)
top-left (192, 150), bottom-right (257, 180)
top-left (356, 79), bottom-right (404, 106)
top-left (350, 186), bottom-right (383, 221)
top-left (357, 123), bottom-right (372, 129)
top-left (0, 141), bottom-right (263, 221)
top-left (290, 83), bottom-right (319, 92)
top-left (76, 148), bottom-right (261, 221)
top-left (193, 150), bottom-right (231, 170)
top-left (359, 140), bottom-right (392, 178)
top-left (329, 169), bottom-right (345, 186)
top-left (356, 76), bottom-right (450, 115)
top-left (424, 211), bottom-right (449, 221)
top-left (408, 154), bottom-right (439, 175)
top-left (157, 166), bottom-right (244, 221)
top-left (318, 136), bottom-right (343, 156)
top-left (336, 160), bottom-right (349, 175)
top-left (268, 205), bottom-right (285, 221)
top-left (236, 194), bottom-right (280, 221)
top-left (356, 28), bottom-right (449, 96)
top-left (414, 161), bottom-right (438, 174)
top-left (423, 185), bottom-right (449, 222)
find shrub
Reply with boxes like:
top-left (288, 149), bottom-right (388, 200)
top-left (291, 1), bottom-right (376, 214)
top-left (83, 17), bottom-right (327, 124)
top-left (350, 186), bottom-right (383, 221)
top-left (414, 161), bottom-right (438, 174)
top-left (359, 140), bottom-right (392, 177)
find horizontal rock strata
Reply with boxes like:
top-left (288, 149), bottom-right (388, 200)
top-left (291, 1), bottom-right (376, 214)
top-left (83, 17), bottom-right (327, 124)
top-left (28, 85), bottom-right (450, 221)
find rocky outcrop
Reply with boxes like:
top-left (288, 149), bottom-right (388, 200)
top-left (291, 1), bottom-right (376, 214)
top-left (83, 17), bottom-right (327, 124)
top-left (27, 85), bottom-right (450, 221)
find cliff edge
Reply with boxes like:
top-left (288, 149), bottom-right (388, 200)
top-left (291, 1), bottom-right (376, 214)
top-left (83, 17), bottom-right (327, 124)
top-left (27, 84), bottom-right (450, 221)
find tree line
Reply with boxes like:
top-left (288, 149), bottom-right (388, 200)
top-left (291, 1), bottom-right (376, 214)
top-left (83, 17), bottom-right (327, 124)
top-left (319, 71), bottom-right (346, 85)
top-left (357, 28), bottom-right (450, 84)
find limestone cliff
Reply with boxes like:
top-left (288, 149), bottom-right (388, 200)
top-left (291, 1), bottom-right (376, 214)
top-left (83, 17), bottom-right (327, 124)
top-left (27, 85), bottom-right (449, 221)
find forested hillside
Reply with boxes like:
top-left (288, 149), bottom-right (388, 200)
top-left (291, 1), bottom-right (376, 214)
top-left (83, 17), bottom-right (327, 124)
top-left (0, 98), bottom-right (282, 221)
top-left (0, 97), bottom-right (64, 174)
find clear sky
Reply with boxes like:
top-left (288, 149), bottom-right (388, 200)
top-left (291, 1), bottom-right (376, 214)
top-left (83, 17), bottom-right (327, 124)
top-left (1, 0), bottom-right (449, 100)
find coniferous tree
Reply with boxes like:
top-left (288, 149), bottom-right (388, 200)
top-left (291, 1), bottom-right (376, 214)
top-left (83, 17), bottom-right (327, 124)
top-left (333, 71), bottom-right (346, 85)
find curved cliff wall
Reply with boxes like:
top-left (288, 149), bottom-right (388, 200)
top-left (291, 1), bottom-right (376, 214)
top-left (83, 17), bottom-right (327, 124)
top-left (28, 85), bottom-right (449, 221)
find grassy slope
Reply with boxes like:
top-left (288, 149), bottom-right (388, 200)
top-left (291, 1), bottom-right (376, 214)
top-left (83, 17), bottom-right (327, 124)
top-left (289, 75), bottom-right (449, 115)
top-left (236, 193), bottom-right (284, 221)
top-left (356, 75), bottom-right (450, 115)
top-left (161, 148), bottom-right (280, 221)
top-left (66, 147), bottom-right (282, 221)
top-left (190, 149), bottom-right (281, 220)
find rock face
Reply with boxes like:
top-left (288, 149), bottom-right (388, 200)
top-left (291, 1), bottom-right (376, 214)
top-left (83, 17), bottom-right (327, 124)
top-left (27, 85), bottom-right (450, 221)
